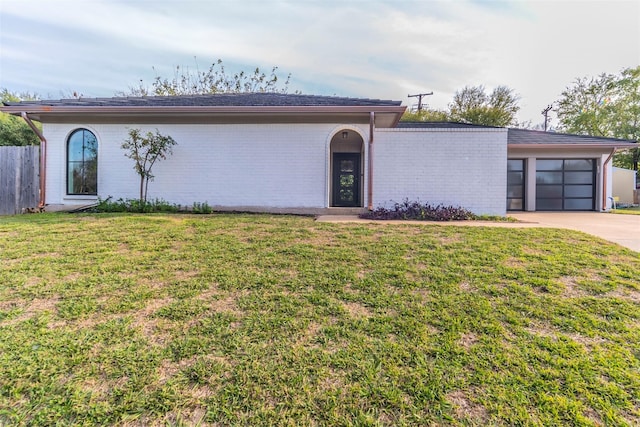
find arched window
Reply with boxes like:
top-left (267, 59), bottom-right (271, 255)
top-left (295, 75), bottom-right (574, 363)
top-left (67, 129), bottom-right (98, 195)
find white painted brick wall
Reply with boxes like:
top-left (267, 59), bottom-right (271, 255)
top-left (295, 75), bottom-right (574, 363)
top-left (374, 128), bottom-right (508, 215)
top-left (44, 123), bottom-right (355, 209)
top-left (43, 122), bottom-right (507, 214)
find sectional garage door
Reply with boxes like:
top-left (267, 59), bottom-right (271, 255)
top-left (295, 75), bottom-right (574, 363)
top-left (536, 159), bottom-right (595, 211)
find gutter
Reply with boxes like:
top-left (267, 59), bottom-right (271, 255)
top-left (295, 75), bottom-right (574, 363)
top-left (509, 143), bottom-right (637, 149)
top-left (1, 105), bottom-right (408, 116)
top-left (21, 112), bottom-right (46, 208)
top-left (368, 112), bottom-right (374, 210)
top-left (602, 148), bottom-right (616, 211)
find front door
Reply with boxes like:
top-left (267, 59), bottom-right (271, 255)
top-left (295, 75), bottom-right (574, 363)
top-left (332, 153), bottom-right (361, 207)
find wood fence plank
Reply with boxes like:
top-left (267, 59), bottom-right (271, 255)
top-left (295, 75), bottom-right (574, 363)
top-left (0, 146), bottom-right (40, 215)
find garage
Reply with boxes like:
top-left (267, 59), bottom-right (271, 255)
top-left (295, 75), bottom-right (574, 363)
top-left (535, 159), bottom-right (595, 211)
top-left (505, 128), bottom-right (636, 213)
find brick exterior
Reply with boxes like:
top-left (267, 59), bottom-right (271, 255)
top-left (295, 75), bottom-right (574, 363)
top-left (44, 123), bottom-right (369, 209)
top-left (44, 123), bottom-right (509, 215)
top-left (374, 128), bottom-right (508, 215)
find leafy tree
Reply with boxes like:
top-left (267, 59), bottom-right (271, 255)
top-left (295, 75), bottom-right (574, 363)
top-left (401, 108), bottom-right (450, 122)
top-left (401, 85), bottom-right (520, 126)
top-left (556, 66), bottom-right (640, 172)
top-left (122, 58), bottom-right (293, 96)
top-left (0, 88), bottom-right (41, 146)
top-left (449, 85), bottom-right (520, 126)
top-left (556, 73), bottom-right (618, 136)
top-left (121, 129), bottom-right (177, 209)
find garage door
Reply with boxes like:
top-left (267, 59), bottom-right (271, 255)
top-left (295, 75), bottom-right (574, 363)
top-left (536, 159), bottom-right (595, 211)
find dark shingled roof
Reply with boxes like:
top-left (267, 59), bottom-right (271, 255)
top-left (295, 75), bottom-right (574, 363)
top-left (507, 128), bottom-right (636, 145)
top-left (3, 93), bottom-right (402, 108)
top-left (396, 122), bottom-right (637, 146)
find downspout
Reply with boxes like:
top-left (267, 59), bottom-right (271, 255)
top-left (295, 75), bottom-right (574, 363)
top-left (21, 112), bottom-right (46, 208)
top-left (602, 148), bottom-right (616, 211)
top-left (368, 112), bottom-right (375, 210)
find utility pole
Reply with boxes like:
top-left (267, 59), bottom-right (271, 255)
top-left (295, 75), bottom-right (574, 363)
top-left (542, 105), bottom-right (552, 131)
top-left (408, 92), bottom-right (433, 111)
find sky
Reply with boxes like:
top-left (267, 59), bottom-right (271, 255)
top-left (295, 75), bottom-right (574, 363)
top-left (0, 0), bottom-right (638, 127)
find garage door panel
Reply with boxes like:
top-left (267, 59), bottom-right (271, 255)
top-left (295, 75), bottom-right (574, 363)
top-left (536, 171), bottom-right (563, 184)
top-left (536, 159), bottom-right (595, 211)
top-left (508, 171), bottom-right (524, 185)
top-left (537, 185), bottom-right (563, 198)
top-left (537, 199), bottom-right (563, 210)
top-left (507, 199), bottom-right (523, 210)
top-left (565, 171), bottom-right (593, 184)
top-left (565, 185), bottom-right (593, 198)
top-left (507, 185), bottom-right (523, 198)
top-left (565, 199), bottom-right (594, 210)
top-left (537, 159), bottom-right (563, 170)
top-left (565, 159), bottom-right (593, 170)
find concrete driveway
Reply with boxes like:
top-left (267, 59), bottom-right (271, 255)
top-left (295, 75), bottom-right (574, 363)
top-left (507, 212), bottom-right (640, 253)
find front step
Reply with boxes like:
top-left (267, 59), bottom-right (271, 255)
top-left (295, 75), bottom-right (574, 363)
top-left (324, 207), bottom-right (367, 215)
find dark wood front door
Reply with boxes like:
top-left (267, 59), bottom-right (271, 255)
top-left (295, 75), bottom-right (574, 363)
top-left (332, 153), bottom-right (361, 207)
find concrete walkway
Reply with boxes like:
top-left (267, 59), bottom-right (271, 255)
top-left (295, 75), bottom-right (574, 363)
top-left (317, 212), bottom-right (640, 253)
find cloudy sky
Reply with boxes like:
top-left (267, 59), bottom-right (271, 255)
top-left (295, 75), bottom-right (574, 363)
top-left (0, 0), bottom-right (638, 126)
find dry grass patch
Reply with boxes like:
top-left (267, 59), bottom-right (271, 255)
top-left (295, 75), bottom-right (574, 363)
top-left (525, 321), bottom-right (608, 347)
top-left (2, 296), bottom-right (61, 326)
top-left (446, 390), bottom-right (489, 424)
top-left (503, 256), bottom-right (527, 269)
top-left (557, 275), bottom-right (589, 297)
top-left (198, 290), bottom-right (245, 317)
top-left (606, 287), bottom-right (640, 303)
top-left (458, 281), bottom-right (473, 292)
top-left (342, 300), bottom-right (372, 318)
top-left (458, 332), bottom-right (479, 350)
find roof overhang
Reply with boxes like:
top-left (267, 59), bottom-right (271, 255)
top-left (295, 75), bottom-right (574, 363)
top-left (0, 105), bottom-right (407, 128)
top-left (508, 143), bottom-right (637, 149)
top-left (507, 128), bottom-right (637, 149)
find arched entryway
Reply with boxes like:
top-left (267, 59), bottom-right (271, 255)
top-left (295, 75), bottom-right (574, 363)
top-left (330, 130), bottom-right (364, 207)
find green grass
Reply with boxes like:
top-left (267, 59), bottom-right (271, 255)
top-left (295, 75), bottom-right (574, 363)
top-left (611, 206), bottom-right (640, 215)
top-left (0, 213), bottom-right (639, 426)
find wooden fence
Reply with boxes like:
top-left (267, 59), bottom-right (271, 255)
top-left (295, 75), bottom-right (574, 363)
top-left (0, 146), bottom-right (40, 215)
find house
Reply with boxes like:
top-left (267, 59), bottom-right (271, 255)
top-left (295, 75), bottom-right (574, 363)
top-left (1, 94), bottom-right (636, 215)
top-left (612, 167), bottom-right (638, 205)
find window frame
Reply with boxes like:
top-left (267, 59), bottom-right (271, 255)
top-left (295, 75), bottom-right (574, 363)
top-left (66, 128), bottom-right (98, 196)
top-left (507, 159), bottom-right (525, 211)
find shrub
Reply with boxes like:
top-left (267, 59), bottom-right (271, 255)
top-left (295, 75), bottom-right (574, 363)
top-left (360, 199), bottom-right (476, 221)
top-left (90, 197), bottom-right (180, 213)
top-left (191, 202), bottom-right (212, 214)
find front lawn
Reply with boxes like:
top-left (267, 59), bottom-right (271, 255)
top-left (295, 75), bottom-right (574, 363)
top-left (0, 213), bottom-right (638, 426)
top-left (611, 206), bottom-right (640, 215)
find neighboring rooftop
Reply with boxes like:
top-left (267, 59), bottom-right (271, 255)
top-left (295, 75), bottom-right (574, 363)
top-left (397, 121), bottom-right (501, 129)
top-left (397, 122), bottom-right (636, 146)
top-left (2, 93), bottom-right (402, 108)
top-left (507, 128), bottom-right (637, 146)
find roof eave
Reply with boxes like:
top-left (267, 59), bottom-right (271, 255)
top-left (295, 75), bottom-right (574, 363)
top-left (0, 105), bottom-right (407, 115)
top-left (508, 143), bottom-right (638, 149)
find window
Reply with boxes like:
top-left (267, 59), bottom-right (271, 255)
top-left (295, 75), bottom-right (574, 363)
top-left (507, 159), bottom-right (525, 210)
top-left (67, 129), bottom-right (98, 195)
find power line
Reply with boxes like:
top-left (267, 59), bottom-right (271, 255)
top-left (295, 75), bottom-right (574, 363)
top-left (542, 105), bottom-right (552, 132)
top-left (408, 92), bottom-right (433, 111)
